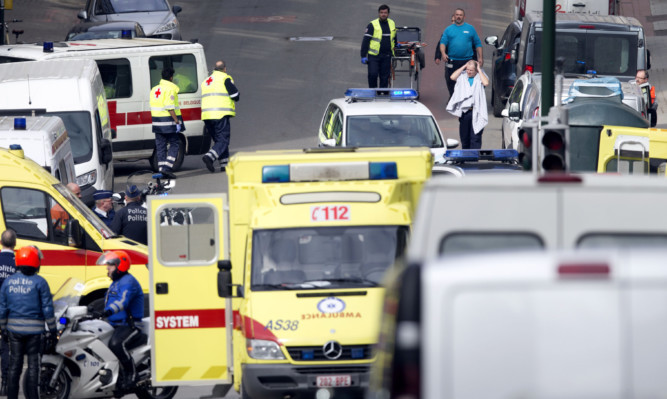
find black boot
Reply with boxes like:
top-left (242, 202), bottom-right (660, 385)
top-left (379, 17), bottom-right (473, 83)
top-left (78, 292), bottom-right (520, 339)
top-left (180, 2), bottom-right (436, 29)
top-left (0, 379), bottom-right (6, 396)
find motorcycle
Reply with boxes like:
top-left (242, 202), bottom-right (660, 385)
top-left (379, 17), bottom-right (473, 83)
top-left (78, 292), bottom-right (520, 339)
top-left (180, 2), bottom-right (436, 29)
top-left (31, 279), bottom-right (178, 399)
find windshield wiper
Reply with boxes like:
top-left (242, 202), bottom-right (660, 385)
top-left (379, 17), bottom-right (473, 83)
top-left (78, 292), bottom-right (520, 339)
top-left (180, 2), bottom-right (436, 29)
top-left (303, 278), bottom-right (379, 287)
top-left (251, 283), bottom-right (292, 290)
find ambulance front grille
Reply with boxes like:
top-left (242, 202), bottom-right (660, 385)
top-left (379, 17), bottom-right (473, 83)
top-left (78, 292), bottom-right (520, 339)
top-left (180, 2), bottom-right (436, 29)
top-left (287, 345), bottom-right (373, 361)
top-left (293, 366), bottom-right (370, 375)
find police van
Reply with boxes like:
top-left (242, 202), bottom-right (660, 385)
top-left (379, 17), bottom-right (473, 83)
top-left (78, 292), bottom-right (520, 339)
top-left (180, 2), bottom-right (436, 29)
top-left (0, 37), bottom-right (210, 171)
top-left (0, 59), bottom-right (114, 205)
top-left (0, 116), bottom-right (76, 185)
top-left (146, 147), bottom-right (432, 398)
top-left (407, 173), bottom-right (667, 264)
top-left (0, 145), bottom-right (148, 310)
top-left (371, 248), bottom-right (667, 399)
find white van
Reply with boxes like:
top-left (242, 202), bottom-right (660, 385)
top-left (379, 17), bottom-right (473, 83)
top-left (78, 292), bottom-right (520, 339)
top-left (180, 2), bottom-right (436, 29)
top-left (0, 116), bottom-right (76, 184)
top-left (408, 173), bottom-right (667, 264)
top-left (514, 0), bottom-right (619, 19)
top-left (0, 59), bottom-right (114, 205)
top-left (370, 248), bottom-right (667, 399)
top-left (0, 38), bottom-right (210, 171)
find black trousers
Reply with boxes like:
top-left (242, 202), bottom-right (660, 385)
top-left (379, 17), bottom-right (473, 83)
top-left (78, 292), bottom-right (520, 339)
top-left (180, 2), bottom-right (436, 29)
top-left (445, 59), bottom-right (471, 99)
top-left (204, 117), bottom-right (231, 162)
top-left (8, 332), bottom-right (41, 399)
top-left (1, 334), bottom-right (8, 381)
top-left (108, 325), bottom-right (141, 381)
top-left (368, 54), bottom-right (392, 88)
top-left (459, 109), bottom-right (483, 149)
top-left (155, 133), bottom-right (180, 172)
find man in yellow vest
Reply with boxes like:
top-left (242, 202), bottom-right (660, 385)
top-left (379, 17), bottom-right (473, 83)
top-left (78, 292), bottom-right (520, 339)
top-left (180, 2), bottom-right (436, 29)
top-left (201, 60), bottom-right (240, 173)
top-left (149, 67), bottom-right (183, 180)
top-left (360, 4), bottom-right (396, 88)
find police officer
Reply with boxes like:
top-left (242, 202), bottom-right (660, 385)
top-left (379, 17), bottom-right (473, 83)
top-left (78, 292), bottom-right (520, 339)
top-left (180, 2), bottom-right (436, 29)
top-left (360, 4), bottom-right (396, 88)
top-left (201, 60), bottom-right (240, 173)
top-left (110, 185), bottom-right (148, 245)
top-left (150, 67), bottom-right (183, 180)
top-left (94, 251), bottom-right (144, 392)
top-left (0, 230), bottom-right (16, 396)
top-left (0, 246), bottom-right (56, 399)
top-left (92, 190), bottom-right (116, 228)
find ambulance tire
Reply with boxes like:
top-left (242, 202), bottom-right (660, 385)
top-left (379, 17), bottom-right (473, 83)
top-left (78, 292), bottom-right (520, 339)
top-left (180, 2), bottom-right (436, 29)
top-left (136, 385), bottom-right (179, 399)
top-left (241, 381), bottom-right (252, 399)
top-left (149, 137), bottom-right (186, 172)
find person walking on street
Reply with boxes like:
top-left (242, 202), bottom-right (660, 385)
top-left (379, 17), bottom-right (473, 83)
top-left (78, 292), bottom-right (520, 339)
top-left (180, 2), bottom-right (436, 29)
top-left (636, 69), bottom-right (658, 127)
top-left (0, 230), bottom-right (16, 396)
top-left (446, 60), bottom-right (489, 149)
top-left (0, 246), bottom-right (56, 399)
top-left (93, 251), bottom-right (144, 392)
top-left (150, 67), bottom-right (183, 180)
top-left (92, 190), bottom-right (116, 228)
top-left (110, 185), bottom-right (148, 245)
top-left (361, 4), bottom-right (397, 88)
top-left (439, 8), bottom-right (483, 99)
top-left (201, 60), bottom-right (240, 173)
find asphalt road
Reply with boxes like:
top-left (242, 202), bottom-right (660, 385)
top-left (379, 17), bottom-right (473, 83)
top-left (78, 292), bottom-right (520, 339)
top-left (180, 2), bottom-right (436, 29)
top-left (3, 0), bottom-right (512, 397)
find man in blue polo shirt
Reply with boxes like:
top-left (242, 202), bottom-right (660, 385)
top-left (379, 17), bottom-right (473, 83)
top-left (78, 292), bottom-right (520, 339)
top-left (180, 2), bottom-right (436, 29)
top-left (439, 8), bottom-right (483, 98)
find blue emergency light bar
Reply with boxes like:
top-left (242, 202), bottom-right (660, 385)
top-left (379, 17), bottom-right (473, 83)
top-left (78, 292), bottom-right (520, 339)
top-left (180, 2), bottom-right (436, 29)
top-left (43, 42), bottom-right (54, 53)
top-left (13, 118), bottom-right (26, 130)
top-left (344, 88), bottom-right (418, 101)
top-left (445, 149), bottom-right (519, 162)
top-left (9, 144), bottom-right (22, 150)
top-left (262, 161), bottom-right (398, 183)
top-left (121, 29), bottom-right (132, 39)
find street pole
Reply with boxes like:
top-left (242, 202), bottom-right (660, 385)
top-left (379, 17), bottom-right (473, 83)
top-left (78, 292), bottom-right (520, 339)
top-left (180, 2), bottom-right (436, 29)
top-left (541, 0), bottom-right (555, 117)
top-left (0, 0), bottom-right (5, 45)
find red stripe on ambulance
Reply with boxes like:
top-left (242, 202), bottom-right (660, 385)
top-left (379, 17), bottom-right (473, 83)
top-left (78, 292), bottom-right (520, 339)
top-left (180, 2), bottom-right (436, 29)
top-left (155, 309), bottom-right (226, 329)
top-left (108, 101), bottom-right (202, 131)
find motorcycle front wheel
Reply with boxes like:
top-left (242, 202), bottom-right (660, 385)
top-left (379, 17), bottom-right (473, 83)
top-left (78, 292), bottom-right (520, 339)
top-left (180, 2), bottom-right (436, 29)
top-left (26, 362), bottom-right (70, 399)
top-left (135, 385), bottom-right (179, 399)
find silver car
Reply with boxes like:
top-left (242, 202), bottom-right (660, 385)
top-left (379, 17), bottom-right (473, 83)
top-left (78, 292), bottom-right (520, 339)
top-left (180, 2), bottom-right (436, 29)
top-left (77, 0), bottom-right (182, 40)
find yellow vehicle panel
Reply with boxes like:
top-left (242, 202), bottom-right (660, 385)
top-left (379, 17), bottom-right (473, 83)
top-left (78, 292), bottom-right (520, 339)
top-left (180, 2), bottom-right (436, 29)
top-left (597, 125), bottom-right (667, 174)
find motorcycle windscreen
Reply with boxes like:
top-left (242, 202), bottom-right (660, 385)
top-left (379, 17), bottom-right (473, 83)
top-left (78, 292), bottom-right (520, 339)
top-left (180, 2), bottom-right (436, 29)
top-left (148, 194), bottom-right (231, 386)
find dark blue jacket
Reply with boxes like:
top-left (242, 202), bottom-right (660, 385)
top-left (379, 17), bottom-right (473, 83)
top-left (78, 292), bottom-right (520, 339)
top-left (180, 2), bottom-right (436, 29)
top-left (0, 271), bottom-right (55, 335)
top-left (93, 207), bottom-right (116, 228)
top-left (105, 273), bottom-right (143, 326)
top-left (110, 202), bottom-right (148, 245)
top-left (0, 251), bottom-right (16, 287)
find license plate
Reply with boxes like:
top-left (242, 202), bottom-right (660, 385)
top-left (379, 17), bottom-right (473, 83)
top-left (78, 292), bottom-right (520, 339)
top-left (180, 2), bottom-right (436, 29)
top-left (316, 375), bottom-right (352, 387)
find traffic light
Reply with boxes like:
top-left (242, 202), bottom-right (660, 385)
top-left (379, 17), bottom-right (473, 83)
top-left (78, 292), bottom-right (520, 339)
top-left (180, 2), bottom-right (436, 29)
top-left (517, 121), bottom-right (538, 171)
top-left (541, 122), bottom-right (569, 172)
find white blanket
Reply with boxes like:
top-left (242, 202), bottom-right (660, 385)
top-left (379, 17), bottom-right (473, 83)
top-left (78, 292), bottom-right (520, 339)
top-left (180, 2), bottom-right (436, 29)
top-left (446, 73), bottom-right (489, 134)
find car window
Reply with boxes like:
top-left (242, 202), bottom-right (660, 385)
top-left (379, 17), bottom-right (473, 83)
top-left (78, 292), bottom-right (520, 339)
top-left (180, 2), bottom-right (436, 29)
top-left (439, 232), bottom-right (544, 255)
top-left (96, 59), bottom-right (132, 99)
top-left (94, 0), bottom-right (168, 14)
top-left (578, 233), bottom-right (667, 248)
top-left (149, 54), bottom-right (198, 94)
top-left (331, 110), bottom-right (343, 145)
top-left (508, 79), bottom-right (524, 107)
top-left (346, 115), bottom-right (443, 148)
top-left (321, 104), bottom-right (338, 141)
top-left (1, 187), bottom-right (71, 246)
top-left (604, 158), bottom-right (648, 174)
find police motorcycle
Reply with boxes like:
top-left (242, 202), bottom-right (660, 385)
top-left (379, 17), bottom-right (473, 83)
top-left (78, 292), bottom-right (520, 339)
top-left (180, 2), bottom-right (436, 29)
top-left (112, 170), bottom-right (176, 207)
top-left (32, 278), bottom-right (178, 399)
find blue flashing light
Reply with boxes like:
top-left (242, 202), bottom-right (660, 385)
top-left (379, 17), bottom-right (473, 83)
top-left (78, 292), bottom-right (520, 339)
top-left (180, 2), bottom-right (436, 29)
top-left (13, 117), bottom-right (26, 130)
top-left (389, 89), bottom-right (418, 100)
top-left (75, 353), bottom-right (86, 361)
top-left (121, 29), bottom-right (132, 39)
top-left (445, 150), bottom-right (479, 162)
top-left (9, 144), bottom-right (22, 150)
top-left (344, 88), bottom-right (377, 99)
top-left (58, 317), bottom-right (68, 325)
top-left (152, 173), bottom-right (163, 179)
top-left (369, 162), bottom-right (397, 180)
top-left (351, 347), bottom-right (365, 359)
top-left (43, 41), bottom-right (54, 53)
top-left (262, 165), bottom-right (290, 183)
top-left (301, 350), bottom-right (314, 360)
top-left (491, 149), bottom-right (519, 161)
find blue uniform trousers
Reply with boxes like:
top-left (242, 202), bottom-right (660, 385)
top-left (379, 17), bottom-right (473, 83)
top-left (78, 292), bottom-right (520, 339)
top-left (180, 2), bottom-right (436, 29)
top-left (204, 117), bottom-right (231, 163)
top-left (368, 54), bottom-right (392, 88)
top-left (459, 109), bottom-right (483, 149)
top-left (155, 133), bottom-right (180, 172)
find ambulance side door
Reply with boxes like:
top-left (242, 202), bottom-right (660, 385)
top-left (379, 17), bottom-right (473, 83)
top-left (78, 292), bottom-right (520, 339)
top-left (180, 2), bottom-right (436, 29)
top-left (148, 194), bottom-right (231, 386)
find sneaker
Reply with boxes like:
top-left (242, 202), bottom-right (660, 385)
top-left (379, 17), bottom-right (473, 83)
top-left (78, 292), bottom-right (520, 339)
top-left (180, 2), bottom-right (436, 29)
top-left (202, 156), bottom-right (215, 173)
top-left (160, 171), bottom-right (177, 180)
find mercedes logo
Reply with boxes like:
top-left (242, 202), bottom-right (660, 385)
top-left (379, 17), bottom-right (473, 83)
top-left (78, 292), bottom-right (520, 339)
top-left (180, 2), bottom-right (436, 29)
top-left (322, 340), bottom-right (343, 360)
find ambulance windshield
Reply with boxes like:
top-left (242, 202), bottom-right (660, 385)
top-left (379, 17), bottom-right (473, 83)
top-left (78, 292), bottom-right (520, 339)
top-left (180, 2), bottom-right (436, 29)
top-left (250, 226), bottom-right (409, 290)
top-left (53, 184), bottom-right (116, 238)
top-left (45, 112), bottom-right (93, 164)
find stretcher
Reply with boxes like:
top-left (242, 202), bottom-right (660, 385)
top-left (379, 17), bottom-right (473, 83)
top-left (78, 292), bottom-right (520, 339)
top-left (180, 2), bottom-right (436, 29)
top-left (391, 26), bottom-right (426, 96)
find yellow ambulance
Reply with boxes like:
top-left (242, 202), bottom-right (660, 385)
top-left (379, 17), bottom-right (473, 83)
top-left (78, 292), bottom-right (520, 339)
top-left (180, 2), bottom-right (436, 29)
top-left (147, 147), bottom-right (432, 398)
top-left (0, 145), bottom-right (148, 308)
top-left (597, 125), bottom-right (667, 174)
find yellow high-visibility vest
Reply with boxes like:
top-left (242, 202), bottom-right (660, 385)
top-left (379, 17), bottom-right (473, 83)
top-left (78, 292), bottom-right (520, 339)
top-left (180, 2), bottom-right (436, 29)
top-left (201, 71), bottom-right (236, 120)
top-left (368, 18), bottom-right (396, 56)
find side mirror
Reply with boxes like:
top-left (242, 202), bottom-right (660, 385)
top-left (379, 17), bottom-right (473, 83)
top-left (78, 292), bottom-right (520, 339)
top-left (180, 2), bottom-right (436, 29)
top-left (67, 219), bottom-right (83, 248)
top-left (77, 10), bottom-right (88, 20)
top-left (217, 260), bottom-right (232, 298)
top-left (321, 138), bottom-right (336, 147)
top-left (172, 5), bottom-right (182, 15)
top-left (100, 139), bottom-right (113, 165)
top-left (501, 108), bottom-right (509, 117)
top-left (508, 103), bottom-right (521, 120)
top-left (445, 138), bottom-right (460, 149)
top-left (484, 36), bottom-right (498, 47)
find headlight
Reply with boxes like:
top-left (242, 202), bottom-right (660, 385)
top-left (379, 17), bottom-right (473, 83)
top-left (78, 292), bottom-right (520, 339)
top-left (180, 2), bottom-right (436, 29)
top-left (246, 339), bottom-right (285, 360)
top-left (76, 170), bottom-right (97, 187)
top-left (154, 18), bottom-right (179, 34)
